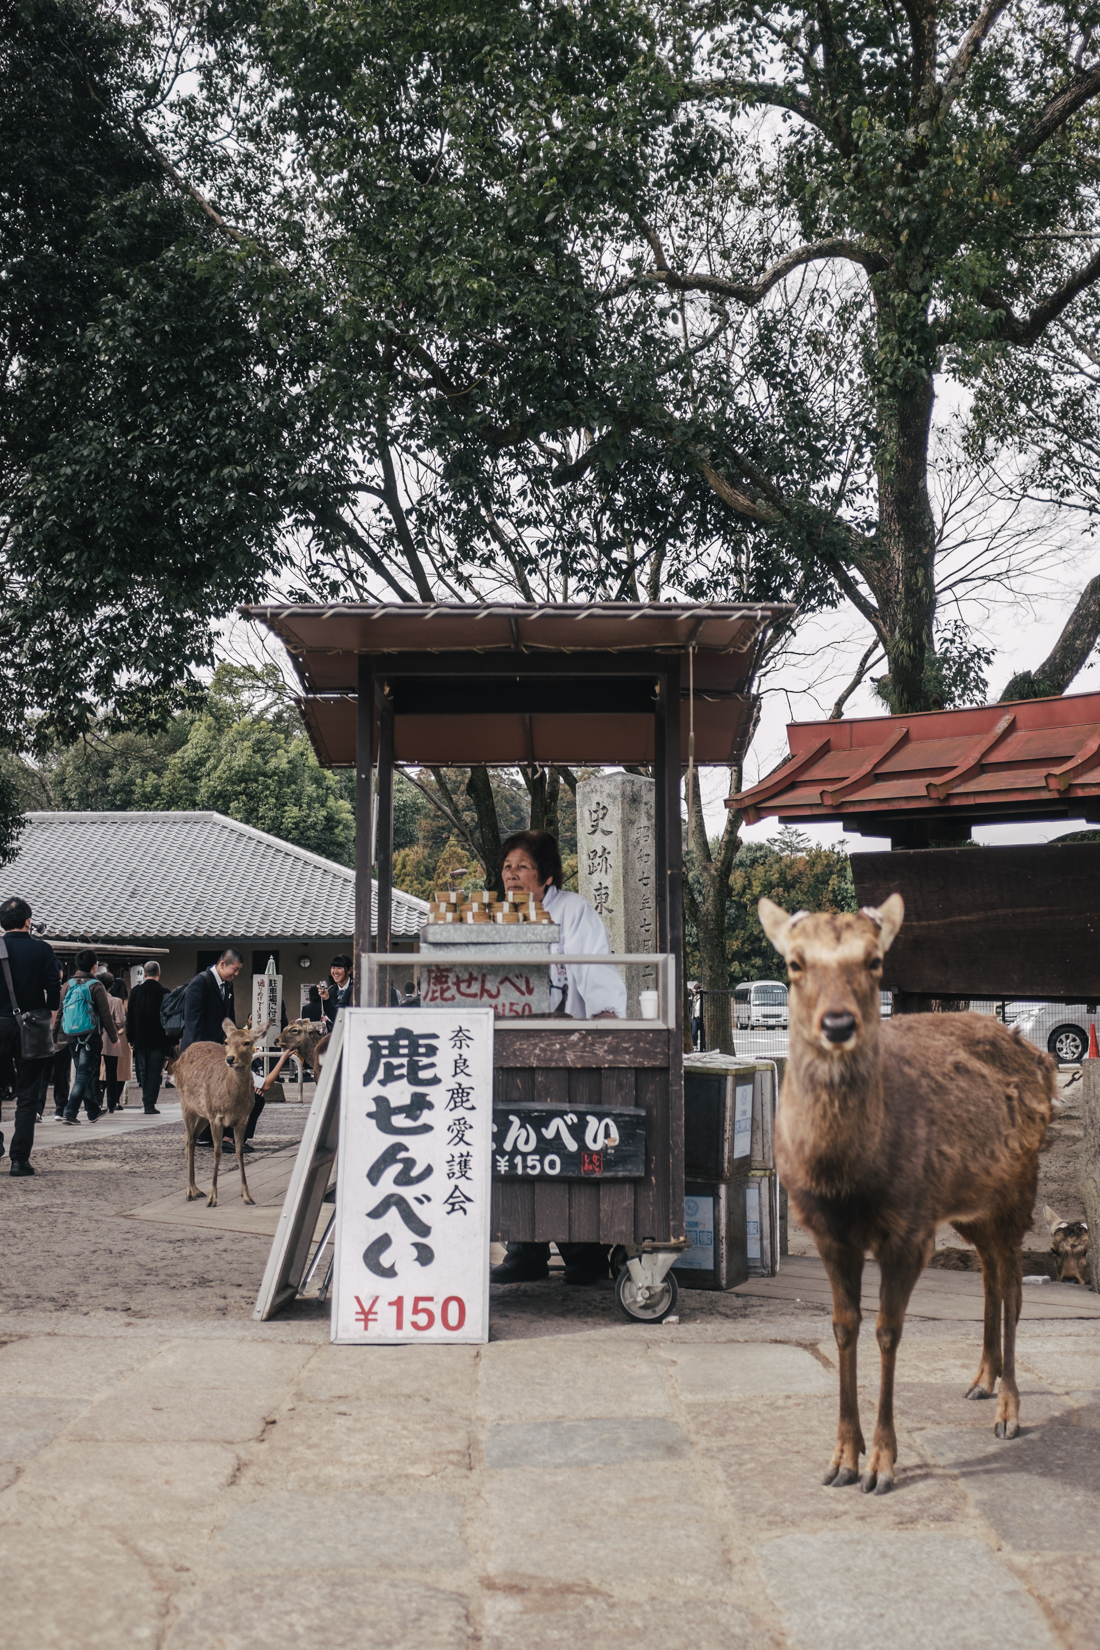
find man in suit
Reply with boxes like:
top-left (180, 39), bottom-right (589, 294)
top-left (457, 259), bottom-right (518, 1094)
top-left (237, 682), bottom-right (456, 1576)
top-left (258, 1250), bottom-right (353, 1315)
top-left (181, 949), bottom-right (266, 1150)
top-left (126, 961), bottom-right (171, 1114)
top-left (0, 896), bottom-right (61, 1176)
top-left (181, 949), bottom-right (243, 1051)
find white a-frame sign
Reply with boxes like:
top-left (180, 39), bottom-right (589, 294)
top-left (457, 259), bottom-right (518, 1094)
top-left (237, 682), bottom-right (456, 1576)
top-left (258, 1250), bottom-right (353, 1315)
top-left (332, 1008), bottom-right (493, 1345)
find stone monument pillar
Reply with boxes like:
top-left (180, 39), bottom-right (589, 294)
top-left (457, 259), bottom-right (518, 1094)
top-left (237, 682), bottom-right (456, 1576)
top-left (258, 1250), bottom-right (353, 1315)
top-left (576, 771), bottom-right (657, 1019)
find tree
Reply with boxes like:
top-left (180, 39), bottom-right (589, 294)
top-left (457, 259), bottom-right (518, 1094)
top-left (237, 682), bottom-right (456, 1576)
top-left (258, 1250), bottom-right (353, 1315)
top-left (686, 827), bottom-right (857, 1035)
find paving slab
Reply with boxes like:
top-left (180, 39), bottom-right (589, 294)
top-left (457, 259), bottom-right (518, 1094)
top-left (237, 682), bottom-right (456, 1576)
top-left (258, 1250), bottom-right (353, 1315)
top-left (293, 1341), bottom-right (479, 1408)
top-left (919, 1423), bottom-right (1100, 1551)
top-left (481, 1591), bottom-right (776, 1650)
top-left (740, 1254), bottom-right (1100, 1320)
top-left (165, 1574), bottom-right (473, 1650)
top-left (242, 1399), bottom-right (474, 1489)
top-left (69, 1386), bottom-right (281, 1443)
top-left (0, 1331), bottom-right (162, 1395)
top-left (1010, 1555), bottom-right (1100, 1650)
top-left (214, 1488), bottom-right (469, 1573)
top-left (0, 1395), bottom-right (86, 1465)
top-left (665, 1340), bottom-right (836, 1401)
top-left (756, 1531), bottom-right (1060, 1650)
top-left (3, 1525), bottom-right (168, 1647)
top-left (700, 1395), bottom-right (971, 1535)
top-left (476, 1335), bottom-right (674, 1420)
top-left (131, 1337), bottom-right (316, 1390)
top-left (481, 1464), bottom-right (731, 1592)
top-left (484, 1417), bottom-right (691, 1469)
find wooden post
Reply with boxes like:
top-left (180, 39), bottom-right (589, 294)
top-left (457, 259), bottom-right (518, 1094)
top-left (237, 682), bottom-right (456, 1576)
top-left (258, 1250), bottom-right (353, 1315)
top-left (654, 658), bottom-right (685, 1241)
top-left (354, 654), bottom-right (374, 1005)
top-left (376, 675), bottom-right (395, 997)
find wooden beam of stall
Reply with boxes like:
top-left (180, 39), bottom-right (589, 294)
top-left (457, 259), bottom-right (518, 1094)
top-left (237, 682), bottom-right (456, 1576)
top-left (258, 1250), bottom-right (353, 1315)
top-left (354, 654), bottom-right (374, 1001)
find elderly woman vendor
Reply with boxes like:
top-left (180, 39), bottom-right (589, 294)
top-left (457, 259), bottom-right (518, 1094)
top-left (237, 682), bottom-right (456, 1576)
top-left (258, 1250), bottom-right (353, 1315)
top-left (489, 828), bottom-right (625, 1286)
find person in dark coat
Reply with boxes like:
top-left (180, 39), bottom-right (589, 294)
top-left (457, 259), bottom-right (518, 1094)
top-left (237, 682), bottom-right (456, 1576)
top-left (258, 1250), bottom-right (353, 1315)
top-left (126, 961), bottom-right (171, 1115)
top-left (0, 897), bottom-right (60, 1175)
top-left (181, 949), bottom-right (266, 1150)
top-left (180, 949), bottom-right (243, 1052)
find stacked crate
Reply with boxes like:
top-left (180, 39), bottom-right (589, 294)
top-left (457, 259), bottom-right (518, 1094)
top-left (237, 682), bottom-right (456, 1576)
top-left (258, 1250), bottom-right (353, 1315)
top-left (673, 1055), bottom-right (780, 1290)
top-left (427, 890), bottom-right (553, 925)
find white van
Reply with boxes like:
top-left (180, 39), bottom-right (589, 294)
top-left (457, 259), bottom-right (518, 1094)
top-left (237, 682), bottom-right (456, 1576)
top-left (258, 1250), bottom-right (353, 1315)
top-left (733, 980), bottom-right (788, 1030)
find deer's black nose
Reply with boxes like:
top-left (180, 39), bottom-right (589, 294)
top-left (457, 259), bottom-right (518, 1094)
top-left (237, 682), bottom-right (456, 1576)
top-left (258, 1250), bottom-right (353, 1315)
top-left (821, 1012), bottom-right (857, 1044)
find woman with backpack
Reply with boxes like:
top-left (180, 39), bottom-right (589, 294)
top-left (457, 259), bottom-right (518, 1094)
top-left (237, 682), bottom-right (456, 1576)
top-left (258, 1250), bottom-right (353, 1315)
top-left (56, 950), bottom-right (116, 1124)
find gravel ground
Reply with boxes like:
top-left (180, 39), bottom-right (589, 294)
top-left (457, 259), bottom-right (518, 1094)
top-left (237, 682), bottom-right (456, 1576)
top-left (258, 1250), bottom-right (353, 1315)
top-left (0, 1097), bottom-right (311, 1321)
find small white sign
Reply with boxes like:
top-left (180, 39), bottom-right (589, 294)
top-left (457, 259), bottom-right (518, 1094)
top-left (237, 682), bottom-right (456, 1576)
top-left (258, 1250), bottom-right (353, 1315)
top-left (679, 1194), bottom-right (715, 1270)
top-left (332, 1008), bottom-right (494, 1345)
top-left (252, 972), bottom-right (282, 1043)
top-left (745, 1181), bottom-right (762, 1260)
top-left (733, 1080), bottom-right (753, 1159)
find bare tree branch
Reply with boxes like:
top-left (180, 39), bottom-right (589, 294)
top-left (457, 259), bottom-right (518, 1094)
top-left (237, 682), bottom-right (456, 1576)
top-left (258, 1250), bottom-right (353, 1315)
top-left (830, 637), bottom-right (884, 717)
top-left (1012, 61), bottom-right (1100, 163)
top-left (999, 572), bottom-right (1100, 700)
top-left (981, 243), bottom-right (1100, 344)
top-left (939, 0), bottom-right (1012, 115)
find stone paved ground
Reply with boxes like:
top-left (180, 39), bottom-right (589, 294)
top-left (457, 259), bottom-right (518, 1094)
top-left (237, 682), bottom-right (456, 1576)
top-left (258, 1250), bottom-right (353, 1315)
top-left (2, 1102), bottom-right (1099, 1648)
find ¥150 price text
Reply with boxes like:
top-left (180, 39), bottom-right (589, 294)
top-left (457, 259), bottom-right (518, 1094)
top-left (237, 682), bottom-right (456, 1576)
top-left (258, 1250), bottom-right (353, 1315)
top-left (353, 1294), bottom-right (467, 1333)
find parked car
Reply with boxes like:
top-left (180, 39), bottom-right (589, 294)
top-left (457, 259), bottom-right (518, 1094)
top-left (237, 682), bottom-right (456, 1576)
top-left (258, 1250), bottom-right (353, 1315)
top-left (733, 980), bottom-right (788, 1030)
top-left (1008, 1002), bottom-right (1095, 1064)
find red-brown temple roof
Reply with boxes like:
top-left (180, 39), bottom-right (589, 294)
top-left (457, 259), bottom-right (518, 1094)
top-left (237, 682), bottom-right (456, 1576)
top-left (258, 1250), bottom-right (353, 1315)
top-left (728, 690), bottom-right (1100, 837)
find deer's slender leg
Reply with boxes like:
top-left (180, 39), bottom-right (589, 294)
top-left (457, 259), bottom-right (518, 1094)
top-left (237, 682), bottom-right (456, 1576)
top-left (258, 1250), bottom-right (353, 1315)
top-left (863, 1240), bottom-right (926, 1494)
top-left (956, 1220), bottom-right (1003, 1399)
top-left (208, 1122), bottom-right (224, 1208)
top-left (995, 1240), bottom-right (1024, 1439)
top-left (819, 1238), bottom-right (865, 1486)
top-left (235, 1121), bottom-right (255, 1206)
top-left (184, 1111), bottom-right (204, 1201)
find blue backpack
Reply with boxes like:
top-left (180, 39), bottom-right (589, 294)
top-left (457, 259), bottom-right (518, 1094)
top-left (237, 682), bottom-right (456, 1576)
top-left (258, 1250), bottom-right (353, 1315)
top-left (62, 978), bottom-right (97, 1037)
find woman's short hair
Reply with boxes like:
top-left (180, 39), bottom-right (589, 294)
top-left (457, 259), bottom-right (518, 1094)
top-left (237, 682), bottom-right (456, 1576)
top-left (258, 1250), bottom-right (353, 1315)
top-left (500, 830), bottom-right (563, 890)
top-left (330, 954), bottom-right (353, 972)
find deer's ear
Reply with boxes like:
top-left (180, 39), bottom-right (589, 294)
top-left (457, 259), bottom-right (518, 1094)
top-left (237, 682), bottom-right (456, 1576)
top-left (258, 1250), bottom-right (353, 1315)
top-left (222, 1017), bottom-right (237, 1037)
top-left (873, 893), bottom-right (904, 951)
top-left (1044, 1204), bottom-right (1064, 1232)
top-left (758, 898), bottom-right (791, 956)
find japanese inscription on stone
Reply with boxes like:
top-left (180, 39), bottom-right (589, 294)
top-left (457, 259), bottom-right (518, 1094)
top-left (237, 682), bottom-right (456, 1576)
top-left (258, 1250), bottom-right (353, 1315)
top-left (333, 1009), bottom-right (494, 1344)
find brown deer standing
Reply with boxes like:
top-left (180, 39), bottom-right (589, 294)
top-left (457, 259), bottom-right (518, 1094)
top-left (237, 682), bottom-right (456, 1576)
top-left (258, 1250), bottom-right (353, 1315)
top-left (275, 1017), bottom-right (330, 1076)
top-left (759, 895), bottom-right (1054, 1494)
top-left (172, 1019), bottom-right (270, 1208)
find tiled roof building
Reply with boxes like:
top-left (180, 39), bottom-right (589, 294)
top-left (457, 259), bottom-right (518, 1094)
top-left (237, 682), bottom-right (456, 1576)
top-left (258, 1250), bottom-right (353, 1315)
top-left (3, 812), bottom-right (428, 991)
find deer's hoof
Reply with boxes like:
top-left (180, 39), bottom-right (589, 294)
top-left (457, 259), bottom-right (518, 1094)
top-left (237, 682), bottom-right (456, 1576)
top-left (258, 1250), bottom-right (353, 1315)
top-left (861, 1470), bottom-right (894, 1495)
top-left (966, 1383), bottom-right (993, 1400)
top-left (242, 1193), bottom-right (256, 1206)
top-left (824, 1465), bottom-right (860, 1487)
top-left (206, 1194), bottom-right (218, 1208)
top-left (186, 1189), bottom-right (202, 1202)
top-left (994, 1418), bottom-right (1019, 1440)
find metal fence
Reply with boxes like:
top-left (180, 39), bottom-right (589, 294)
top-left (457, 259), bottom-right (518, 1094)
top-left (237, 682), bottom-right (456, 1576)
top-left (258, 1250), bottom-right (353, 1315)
top-left (692, 992), bottom-right (1089, 1063)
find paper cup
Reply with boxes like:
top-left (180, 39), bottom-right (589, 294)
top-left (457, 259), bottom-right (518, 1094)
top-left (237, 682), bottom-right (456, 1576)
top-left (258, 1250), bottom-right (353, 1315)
top-left (639, 990), bottom-right (660, 1020)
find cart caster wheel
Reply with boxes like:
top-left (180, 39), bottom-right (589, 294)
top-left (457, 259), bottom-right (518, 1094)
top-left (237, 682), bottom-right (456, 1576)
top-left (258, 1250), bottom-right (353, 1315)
top-left (615, 1266), bottom-right (679, 1323)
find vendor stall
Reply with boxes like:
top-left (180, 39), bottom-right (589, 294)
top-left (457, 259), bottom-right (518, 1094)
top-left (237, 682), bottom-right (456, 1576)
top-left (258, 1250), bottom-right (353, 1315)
top-left (247, 601), bottom-right (789, 1320)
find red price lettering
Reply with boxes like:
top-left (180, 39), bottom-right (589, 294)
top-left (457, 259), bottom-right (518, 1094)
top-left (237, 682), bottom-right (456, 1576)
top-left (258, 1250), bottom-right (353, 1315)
top-left (411, 1296), bottom-right (435, 1331)
top-left (354, 1296), bottom-right (379, 1329)
top-left (387, 1296), bottom-right (404, 1331)
top-left (441, 1296), bottom-right (466, 1331)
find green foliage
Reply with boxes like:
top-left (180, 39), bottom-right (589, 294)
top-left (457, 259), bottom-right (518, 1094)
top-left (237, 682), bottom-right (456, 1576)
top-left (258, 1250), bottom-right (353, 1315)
top-left (686, 827), bottom-right (857, 984)
top-left (139, 713), bottom-right (355, 864)
top-left (48, 725), bottom-right (190, 811)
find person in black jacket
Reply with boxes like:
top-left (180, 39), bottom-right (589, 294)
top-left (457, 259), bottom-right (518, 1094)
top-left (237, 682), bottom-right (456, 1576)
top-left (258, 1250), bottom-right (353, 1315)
top-left (0, 896), bottom-right (61, 1176)
top-left (126, 961), bottom-right (171, 1115)
top-left (316, 954), bottom-right (354, 1016)
top-left (181, 949), bottom-right (266, 1150)
top-left (180, 950), bottom-right (243, 1052)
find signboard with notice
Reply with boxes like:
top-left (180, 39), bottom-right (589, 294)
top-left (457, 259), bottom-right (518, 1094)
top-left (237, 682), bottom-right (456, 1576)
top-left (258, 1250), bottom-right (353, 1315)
top-left (332, 1008), bottom-right (494, 1345)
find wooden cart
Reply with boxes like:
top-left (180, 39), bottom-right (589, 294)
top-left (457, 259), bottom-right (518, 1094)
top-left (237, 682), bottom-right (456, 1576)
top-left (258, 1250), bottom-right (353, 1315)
top-left (247, 602), bottom-right (787, 1318)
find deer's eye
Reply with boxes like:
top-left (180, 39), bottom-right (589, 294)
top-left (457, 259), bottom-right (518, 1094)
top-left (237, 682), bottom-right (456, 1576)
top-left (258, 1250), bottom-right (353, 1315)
top-left (788, 958), bottom-right (802, 975)
top-left (866, 957), bottom-right (882, 972)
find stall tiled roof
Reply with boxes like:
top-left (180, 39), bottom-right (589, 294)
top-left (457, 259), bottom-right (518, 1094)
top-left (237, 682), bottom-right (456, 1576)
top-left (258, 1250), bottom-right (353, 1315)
top-left (4, 812), bottom-right (428, 941)
top-left (729, 690), bottom-right (1100, 830)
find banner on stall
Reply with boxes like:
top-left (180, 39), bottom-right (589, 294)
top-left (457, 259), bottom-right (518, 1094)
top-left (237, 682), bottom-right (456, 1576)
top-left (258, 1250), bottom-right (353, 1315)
top-left (332, 1008), bottom-right (494, 1345)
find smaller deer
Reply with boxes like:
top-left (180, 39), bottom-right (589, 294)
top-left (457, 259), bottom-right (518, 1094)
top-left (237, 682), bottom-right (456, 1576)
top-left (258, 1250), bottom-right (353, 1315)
top-left (1044, 1204), bottom-right (1090, 1284)
top-left (172, 1019), bottom-right (270, 1208)
top-left (276, 1017), bottom-right (330, 1076)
